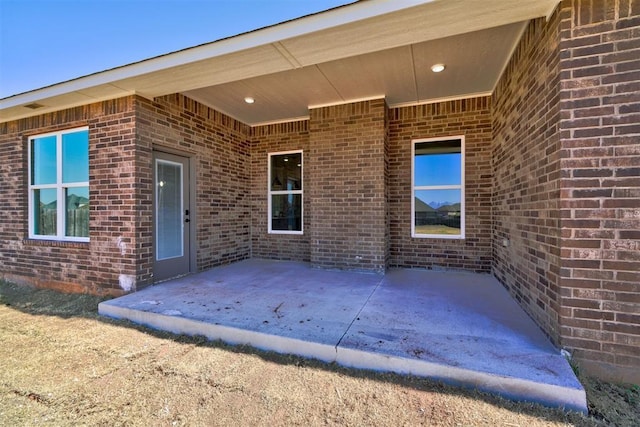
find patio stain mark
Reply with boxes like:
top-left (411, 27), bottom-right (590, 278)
top-left (273, 302), bottom-right (284, 319)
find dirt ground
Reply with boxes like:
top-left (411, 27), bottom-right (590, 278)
top-left (0, 282), bottom-right (637, 426)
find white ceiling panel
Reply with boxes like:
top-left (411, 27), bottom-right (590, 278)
top-left (412, 22), bottom-right (527, 101)
top-left (317, 45), bottom-right (417, 105)
top-left (0, 92), bottom-right (99, 122)
top-left (185, 66), bottom-right (343, 125)
top-left (279, 0), bottom-right (556, 67)
top-left (114, 44), bottom-right (295, 97)
top-left (185, 22), bottom-right (527, 124)
top-left (76, 84), bottom-right (133, 100)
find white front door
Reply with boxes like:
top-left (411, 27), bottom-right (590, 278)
top-left (154, 151), bottom-right (190, 281)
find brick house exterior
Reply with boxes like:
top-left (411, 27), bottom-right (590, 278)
top-left (1, 0), bottom-right (638, 383)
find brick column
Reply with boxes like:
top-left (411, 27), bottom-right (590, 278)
top-left (491, 14), bottom-right (563, 345)
top-left (308, 99), bottom-right (388, 272)
top-left (558, 0), bottom-right (640, 383)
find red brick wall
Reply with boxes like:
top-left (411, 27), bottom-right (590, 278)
top-left (0, 94), bottom-right (251, 295)
top-left (137, 94), bottom-right (252, 272)
top-left (0, 97), bottom-right (139, 296)
top-left (388, 98), bottom-right (493, 272)
top-left (492, 14), bottom-right (563, 344)
top-left (250, 121), bottom-right (310, 261)
top-left (308, 99), bottom-right (388, 272)
top-left (384, 106), bottom-right (391, 268)
top-left (558, 0), bottom-right (640, 382)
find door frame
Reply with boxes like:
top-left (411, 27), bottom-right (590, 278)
top-left (152, 148), bottom-right (197, 282)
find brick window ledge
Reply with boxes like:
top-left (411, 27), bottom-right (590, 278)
top-left (23, 239), bottom-right (89, 249)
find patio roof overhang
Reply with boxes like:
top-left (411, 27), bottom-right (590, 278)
top-left (0, 0), bottom-right (560, 126)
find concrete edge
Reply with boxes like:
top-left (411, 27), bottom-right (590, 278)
top-left (98, 302), bottom-right (337, 363)
top-left (335, 346), bottom-right (588, 414)
top-left (98, 300), bottom-right (588, 414)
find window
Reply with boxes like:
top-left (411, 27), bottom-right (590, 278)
top-left (29, 127), bottom-right (89, 241)
top-left (268, 150), bottom-right (302, 234)
top-left (412, 136), bottom-right (465, 239)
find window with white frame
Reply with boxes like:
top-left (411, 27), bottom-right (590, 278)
top-left (412, 136), bottom-right (465, 239)
top-left (29, 127), bottom-right (89, 241)
top-left (268, 150), bottom-right (302, 234)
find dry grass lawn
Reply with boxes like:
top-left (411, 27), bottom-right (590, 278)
top-left (1, 281), bottom-right (638, 426)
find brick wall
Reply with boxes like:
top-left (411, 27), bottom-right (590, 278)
top-left (384, 104), bottom-right (391, 269)
top-left (308, 99), bottom-right (388, 272)
top-left (492, 14), bottom-right (563, 344)
top-left (558, 0), bottom-right (640, 382)
top-left (137, 94), bottom-right (252, 272)
top-left (0, 94), bottom-right (251, 295)
top-left (250, 121), bottom-right (310, 261)
top-left (388, 98), bottom-right (493, 272)
top-left (0, 97), bottom-right (139, 295)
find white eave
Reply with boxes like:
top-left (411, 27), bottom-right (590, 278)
top-left (0, 0), bottom-right (560, 125)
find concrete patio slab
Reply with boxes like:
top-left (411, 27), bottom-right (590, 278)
top-left (98, 259), bottom-right (587, 413)
top-left (336, 268), bottom-right (585, 410)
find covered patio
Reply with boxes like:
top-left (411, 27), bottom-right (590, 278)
top-left (98, 259), bottom-right (586, 412)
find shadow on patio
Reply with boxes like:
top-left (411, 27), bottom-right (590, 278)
top-left (98, 258), bottom-right (586, 413)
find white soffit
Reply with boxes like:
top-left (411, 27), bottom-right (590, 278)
top-left (0, 0), bottom-right (560, 123)
top-left (278, 0), bottom-right (554, 66)
top-left (185, 66), bottom-right (344, 125)
top-left (184, 22), bottom-right (526, 125)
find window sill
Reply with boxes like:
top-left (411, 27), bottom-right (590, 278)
top-left (23, 239), bottom-right (90, 249)
top-left (268, 231), bottom-right (304, 236)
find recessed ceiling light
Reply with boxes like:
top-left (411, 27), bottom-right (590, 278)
top-left (431, 64), bottom-right (446, 73)
top-left (244, 97), bottom-right (255, 104)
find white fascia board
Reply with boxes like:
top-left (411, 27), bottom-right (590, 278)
top-left (389, 91), bottom-right (494, 109)
top-left (308, 95), bottom-right (387, 110)
top-left (0, 0), bottom-right (431, 110)
top-left (250, 116), bottom-right (310, 128)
